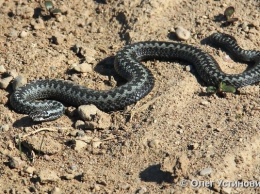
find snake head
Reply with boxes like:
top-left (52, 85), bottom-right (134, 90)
top-left (29, 107), bottom-right (64, 122)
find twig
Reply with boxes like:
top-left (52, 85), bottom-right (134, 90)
top-left (22, 127), bottom-right (58, 139)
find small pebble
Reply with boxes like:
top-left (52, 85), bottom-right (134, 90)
top-left (92, 140), bottom-right (102, 149)
top-left (31, 18), bottom-right (45, 30)
top-left (221, 187), bottom-right (232, 194)
top-left (188, 142), bottom-right (199, 150)
top-left (76, 130), bottom-right (85, 137)
top-left (0, 76), bottom-right (13, 89)
top-left (65, 106), bottom-right (77, 117)
top-left (19, 31), bottom-right (28, 38)
top-left (0, 65), bottom-right (6, 73)
top-left (12, 75), bottom-right (27, 90)
top-left (78, 105), bottom-right (98, 121)
top-left (72, 45), bottom-right (96, 58)
top-left (64, 173), bottom-right (75, 180)
top-left (72, 63), bottom-right (93, 73)
top-left (69, 164), bottom-right (77, 171)
top-left (70, 129), bottom-right (81, 137)
top-left (0, 124), bottom-right (10, 132)
top-left (74, 120), bottom-right (87, 130)
top-left (51, 187), bottom-right (62, 194)
top-left (56, 15), bottom-right (64, 23)
top-left (148, 139), bottom-right (160, 148)
top-left (175, 26), bottom-right (191, 40)
top-left (136, 186), bottom-right (147, 194)
top-left (51, 32), bottom-right (64, 45)
top-left (38, 169), bottom-right (60, 183)
top-left (94, 184), bottom-right (101, 191)
top-left (200, 100), bottom-right (210, 106)
top-left (84, 56), bottom-right (96, 64)
top-left (78, 105), bottom-right (111, 129)
top-left (241, 22), bottom-right (249, 32)
top-left (24, 166), bottom-right (36, 174)
top-left (184, 65), bottom-right (192, 72)
top-left (199, 167), bottom-right (213, 176)
top-left (9, 157), bottom-right (26, 169)
top-left (72, 139), bottom-right (88, 151)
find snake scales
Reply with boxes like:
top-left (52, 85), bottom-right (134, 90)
top-left (10, 33), bottom-right (260, 121)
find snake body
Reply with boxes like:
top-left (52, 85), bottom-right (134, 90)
top-left (10, 33), bottom-right (260, 121)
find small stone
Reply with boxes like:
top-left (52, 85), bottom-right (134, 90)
top-left (175, 26), bottom-right (191, 40)
top-left (51, 187), bottom-right (62, 194)
top-left (84, 122), bottom-right (96, 129)
top-left (92, 140), bottom-right (102, 148)
top-left (69, 164), bottom-right (77, 171)
top-left (31, 18), bottom-right (45, 30)
top-left (199, 167), bottom-right (213, 176)
top-left (77, 130), bottom-right (85, 137)
top-left (200, 100), bottom-right (210, 106)
top-left (93, 184), bottom-right (101, 191)
top-left (70, 130), bottom-right (81, 137)
top-left (43, 154), bottom-right (51, 161)
top-left (78, 105), bottom-right (98, 121)
top-left (65, 106), bottom-right (77, 117)
top-left (64, 173), bottom-right (75, 180)
top-left (119, 182), bottom-right (130, 190)
top-left (55, 14), bottom-right (64, 22)
top-left (80, 47), bottom-right (97, 58)
top-left (184, 65), bottom-right (192, 72)
top-left (221, 187), bottom-right (232, 194)
top-left (12, 75), bottom-right (27, 90)
top-left (0, 124), bottom-right (9, 132)
top-left (73, 140), bottom-right (88, 151)
top-left (188, 142), bottom-right (199, 150)
top-left (72, 63), bottom-right (93, 73)
top-left (0, 76), bottom-right (13, 89)
top-left (136, 186), bottom-right (147, 194)
top-left (72, 45), bottom-right (96, 62)
top-left (192, 142), bottom-right (199, 149)
top-left (241, 22), bottom-right (249, 32)
top-left (19, 31), bottom-right (28, 38)
top-left (38, 169), bottom-right (60, 183)
top-left (51, 32), bottom-right (65, 45)
top-left (70, 74), bottom-right (79, 81)
top-left (0, 65), bottom-right (6, 73)
top-left (24, 166), bottom-right (36, 174)
top-left (148, 139), bottom-right (160, 148)
top-left (74, 120), bottom-right (87, 130)
top-left (84, 56), bottom-right (96, 64)
top-left (9, 157), bottom-right (26, 169)
top-left (78, 105), bottom-right (111, 129)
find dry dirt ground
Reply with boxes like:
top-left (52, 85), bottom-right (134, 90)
top-left (0, 0), bottom-right (260, 193)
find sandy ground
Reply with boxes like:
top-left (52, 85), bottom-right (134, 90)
top-left (0, 0), bottom-right (260, 193)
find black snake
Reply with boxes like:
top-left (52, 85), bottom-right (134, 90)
top-left (10, 33), bottom-right (260, 121)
